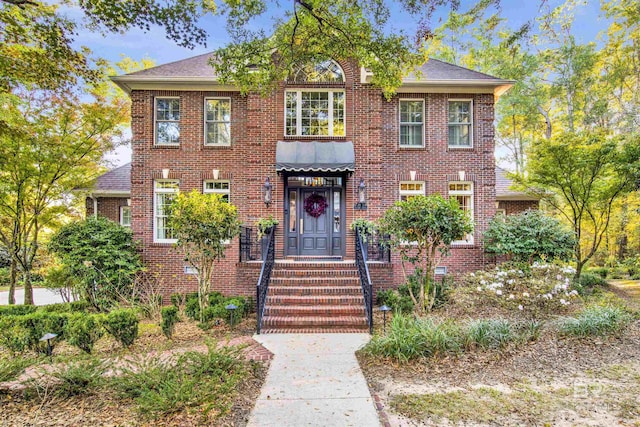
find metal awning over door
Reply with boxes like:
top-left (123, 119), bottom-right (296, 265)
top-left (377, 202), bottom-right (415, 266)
top-left (275, 141), bottom-right (355, 173)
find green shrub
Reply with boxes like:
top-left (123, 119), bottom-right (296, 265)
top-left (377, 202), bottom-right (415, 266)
top-left (609, 268), bottom-right (625, 279)
top-left (558, 305), bottom-right (631, 337)
top-left (0, 267), bottom-right (9, 287)
top-left (574, 273), bottom-right (608, 295)
top-left (376, 289), bottom-right (414, 314)
top-left (45, 358), bottom-right (106, 398)
top-left (102, 309), bottom-right (139, 348)
top-left (185, 295), bottom-right (200, 320)
top-left (0, 356), bottom-right (35, 382)
top-left (208, 291), bottom-right (225, 306)
top-left (588, 267), bottom-right (609, 278)
top-left (38, 301), bottom-right (91, 314)
top-left (465, 319), bottom-right (515, 350)
top-left (0, 305), bottom-right (37, 317)
top-left (0, 311), bottom-right (69, 354)
top-left (66, 313), bottom-right (104, 354)
top-left (161, 306), bottom-right (179, 339)
top-left (109, 344), bottom-right (246, 419)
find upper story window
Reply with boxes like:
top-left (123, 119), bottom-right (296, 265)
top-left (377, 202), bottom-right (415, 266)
top-left (120, 206), bottom-right (131, 227)
top-left (448, 100), bottom-right (472, 147)
top-left (449, 182), bottom-right (474, 243)
top-left (154, 180), bottom-right (179, 243)
top-left (155, 97), bottom-right (180, 146)
top-left (399, 100), bottom-right (424, 147)
top-left (290, 60), bottom-right (345, 82)
top-left (399, 181), bottom-right (425, 201)
top-left (205, 98), bottom-right (231, 146)
top-left (285, 90), bottom-right (345, 136)
top-left (203, 180), bottom-right (230, 202)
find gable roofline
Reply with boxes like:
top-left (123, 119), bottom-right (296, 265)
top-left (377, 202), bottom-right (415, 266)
top-left (111, 53), bottom-right (513, 98)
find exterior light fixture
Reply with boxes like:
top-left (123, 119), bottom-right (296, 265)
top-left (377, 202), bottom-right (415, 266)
top-left (263, 177), bottom-right (272, 206)
top-left (225, 303), bottom-right (238, 328)
top-left (162, 168), bottom-right (170, 179)
top-left (379, 305), bottom-right (391, 333)
top-left (40, 333), bottom-right (58, 362)
top-left (213, 169), bottom-right (220, 180)
top-left (355, 178), bottom-right (367, 210)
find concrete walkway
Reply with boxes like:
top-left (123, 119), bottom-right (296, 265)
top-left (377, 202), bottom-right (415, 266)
top-left (248, 333), bottom-right (379, 427)
top-left (0, 288), bottom-right (68, 306)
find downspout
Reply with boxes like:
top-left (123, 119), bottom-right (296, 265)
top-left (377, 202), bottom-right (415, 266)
top-left (89, 195), bottom-right (98, 219)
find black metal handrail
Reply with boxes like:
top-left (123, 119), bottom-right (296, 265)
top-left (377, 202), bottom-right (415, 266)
top-left (256, 226), bottom-right (276, 334)
top-left (366, 233), bottom-right (391, 263)
top-left (355, 228), bottom-right (374, 334)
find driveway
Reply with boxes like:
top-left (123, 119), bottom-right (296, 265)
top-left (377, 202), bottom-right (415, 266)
top-left (0, 288), bottom-right (68, 306)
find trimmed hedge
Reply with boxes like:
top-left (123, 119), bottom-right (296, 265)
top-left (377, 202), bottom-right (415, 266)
top-left (161, 306), bottom-right (179, 339)
top-left (0, 311), bottom-right (70, 353)
top-left (103, 309), bottom-right (139, 348)
top-left (66, 313), bottom-right (104, 354)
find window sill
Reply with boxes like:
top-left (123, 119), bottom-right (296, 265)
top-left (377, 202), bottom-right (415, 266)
top-left (151, 240), bottom-right (177, 246)
top-left (203, 144), bottom-right (232, 149)
top-left (284, 135), bottom-right (347, 141)
top-left (398, 146), bottom-right (426, 150)
top-left (153, 144), bottom-right (180, 149)
top-left (447, 146), bottom-right (474, 151)
top-left (451, 241), bottom-right (476, 248)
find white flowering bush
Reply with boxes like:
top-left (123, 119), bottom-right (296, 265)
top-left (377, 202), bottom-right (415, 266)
top-left (460, 263), bottom-right (582, 318)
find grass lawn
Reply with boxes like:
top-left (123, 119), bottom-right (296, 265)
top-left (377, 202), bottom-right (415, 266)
top-left (0, 315), bottom-right (268, 426)
top-left (359, 267), bottom-right (640, 427)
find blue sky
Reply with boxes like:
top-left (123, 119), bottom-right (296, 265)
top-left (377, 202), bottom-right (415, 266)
top-left (79, 0), bottom-right (607, 166)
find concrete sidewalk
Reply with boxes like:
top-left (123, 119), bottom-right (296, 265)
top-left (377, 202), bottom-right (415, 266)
top-left (248, 333), bottom-right (379, 427)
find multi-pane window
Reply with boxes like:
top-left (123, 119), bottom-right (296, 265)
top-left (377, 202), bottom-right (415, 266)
top-left (205, 98), bottom-right (231, 146)
top-left (155, 98), bottom-right (180, 145)
top-left (285, 91), bottom-right (345, 136)
top-left (448, 100), bottom-right (472, 147)
top-left (449, 182), bottom-right (474, 243)
top-left (399, 182), bottom-right (425, 201)
top-left (399, 100), bottom-right (424, 147)
top-left (154, 180), bottom-right (179, 242)
top-left (120, 206), bottom-right (131, 227)
top-left (203, 180), bottom-right (230, 202)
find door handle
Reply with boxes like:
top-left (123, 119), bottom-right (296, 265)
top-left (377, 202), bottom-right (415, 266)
top-left (299, 218), bottom-right (303, 234)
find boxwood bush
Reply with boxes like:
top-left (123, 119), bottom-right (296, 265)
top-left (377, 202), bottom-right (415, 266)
top-left (66, 313), bottom-right (104, 354)
top-left (102, 309), bottom-right (139, 348)
top-left (161, 306), bottom-right (179, 339)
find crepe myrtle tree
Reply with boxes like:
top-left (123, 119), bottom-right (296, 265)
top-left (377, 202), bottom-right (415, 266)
top-left (379, 194), bottom-right (473, 314)
top-left (168, 190), bottom-right (241, 322)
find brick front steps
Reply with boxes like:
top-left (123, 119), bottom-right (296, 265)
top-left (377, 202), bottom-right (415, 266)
top-left (260, 261), bottom-right (369, 333)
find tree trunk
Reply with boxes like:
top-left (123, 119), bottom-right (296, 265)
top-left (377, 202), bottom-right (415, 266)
top-left (23, 270), bottom-right (33, 305)
top-left (536, 105), bottom-right (552, 139)
top-left (8, 257), bottom-right (17, 305)
top-left (575, 260), bottom-right (584, 280)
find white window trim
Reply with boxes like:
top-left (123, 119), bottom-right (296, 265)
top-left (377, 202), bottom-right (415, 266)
top-left (399, 99), bottom-right (425, 148)
top-left (284, 89), bottom-right (346, 137)
top-left (448, 98), bottom-right (473, 148)
top-left (153, 180), bottom-right (179, 244)
top-left (203, 180), bottom-right (231, 244)
top-left (203, 97), bottom-right (231, 146)
top-left (449, 181), bottom-right (474, 244)
top-left (154, 96), bottom-right (180, 146)
top-left (203, 179), bottom-right (231, 202)
top-left (399, 181), bottom-right (425, 201)
top-left (120, 206), bottom-right (131, 227)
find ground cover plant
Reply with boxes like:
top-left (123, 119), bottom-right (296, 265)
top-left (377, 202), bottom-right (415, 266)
top-left (0, 303), bottom-right (267, 425)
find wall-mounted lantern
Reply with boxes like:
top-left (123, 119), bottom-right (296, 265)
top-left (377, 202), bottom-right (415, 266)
top-left (355, 178), bottom-right (367, 210)
top-left (263, 177), bottom-right (272, 206)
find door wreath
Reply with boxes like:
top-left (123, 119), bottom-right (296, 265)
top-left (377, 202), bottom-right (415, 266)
top-left (304, 193), bottom-right (328, 218)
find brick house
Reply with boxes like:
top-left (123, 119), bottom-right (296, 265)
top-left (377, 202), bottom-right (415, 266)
top-left (90, 54), bottom-right (538, 331)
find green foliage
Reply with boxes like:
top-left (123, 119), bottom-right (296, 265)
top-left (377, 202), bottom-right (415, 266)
top-left (557, 305), bottom-right (631, 337)
top-left (363, 315), bottom-right (537, 362)
top-left (109, 344), bottom-right (247, 420)
top-left (102, 309), bottom-right (139, 348)
top-left (65, 313), bottom-right (104, 354)
top-left (38, 301), bottom-right (91, 313)
top-left (0, 305), bottom-right (37, 317)
top-left (169, 190), bottom-right (241, 321)
top-left (255, 216), bottom-right (279, 238)
top-left (0, 311), bottom-right (69, 353)
top-left (351, 218), bottom-right (378, 236)
top-left (48, 217), bottom-right (143, 311)
top-left (484, 210), bottom-right (575, 263)
top-left (379, 195), bottom-right (473, 313)
top-left (0, 266), bottom-right (9, 287)
top-left (45, 358), bottom-right (107, 398)
top-left (573, 273), bottom-right (608, 296)
top-left (523, 131), bottom-right (640, 277)
top-left (464, 319), bottom-right (515, 350)
top-left (160, 306), bottom-right (179, 339)
top-left (588, 267), bottom-right (609, 278)
top-left (0, 355), bottom-right (35, 382)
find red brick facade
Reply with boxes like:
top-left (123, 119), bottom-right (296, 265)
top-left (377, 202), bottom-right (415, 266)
top-left (112, 59), bottom-right (513, 299)
top-left (498, 200), bottom-right (539, 216)
top-left (86, 197), bottom-right (129, 224)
